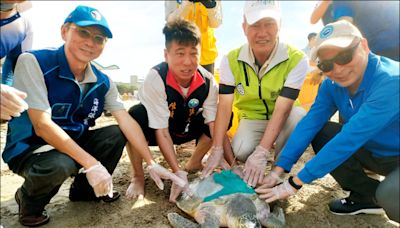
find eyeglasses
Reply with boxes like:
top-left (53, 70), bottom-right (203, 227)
top-left (317, 42), bottom-right (360, 73)
top-left (69, 26), bottom-right (107, 45)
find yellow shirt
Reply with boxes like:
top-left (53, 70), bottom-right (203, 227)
top-left (165, 1), bottom-right (222, 65)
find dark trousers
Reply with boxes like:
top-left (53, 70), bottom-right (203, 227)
top-left (128, 103), bottom-right (210, 146)
top-left (8, 125), bottom-right (126, 211)
top-left (312, 122), bottom-right (399, 221)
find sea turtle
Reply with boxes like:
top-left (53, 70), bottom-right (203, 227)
top-left (168, 170), bottom-right (285, 228)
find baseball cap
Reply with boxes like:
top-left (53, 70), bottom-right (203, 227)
top-left (311, 20), bottom-right (363, 61)
top-left (64, 5), bottom-right (112, 38)
top-left (244, 1), bottom-right (281, 25)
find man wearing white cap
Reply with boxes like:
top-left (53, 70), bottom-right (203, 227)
top-left (3, 5), bottom-right (185, 226)
top-left (201, 0), bottom-right (308, 187)
top-left (256, 20), bottom-right (399, 222)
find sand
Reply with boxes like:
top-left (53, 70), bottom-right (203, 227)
top-left (1, 112), bottom-right (398, 228)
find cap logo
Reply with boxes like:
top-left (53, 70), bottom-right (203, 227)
top-left (320, 25), bottom-right (334, 39)
top-left (91, 10), bottom-right (102, 21)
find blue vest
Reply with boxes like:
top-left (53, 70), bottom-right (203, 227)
top-left (3, 46), bottom-right (110, 163)
top-left (153, 62), bottom-right (210, 137)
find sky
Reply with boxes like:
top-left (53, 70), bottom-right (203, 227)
top-left (21, 1), bottom-right (323, 83)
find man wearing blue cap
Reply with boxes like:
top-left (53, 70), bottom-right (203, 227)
top-left (3, 5), bottom-right (185, 226)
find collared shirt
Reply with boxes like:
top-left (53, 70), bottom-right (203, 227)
top-left (138, 67), bottom-right (218, 129)
top-left (246, 40), bottom-right (279, 78)
top-left (276, 53), bottom-right (400, 183)
top-left (220, 42), bottom-right (308, 90)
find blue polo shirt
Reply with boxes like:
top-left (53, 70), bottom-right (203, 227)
top-left (276, 53), bottom-right (399, 183)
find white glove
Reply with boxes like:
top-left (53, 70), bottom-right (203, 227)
top-left (243, 145), bottom-right (270, 187)
top-left (147, 162), bottom-right (186, 190)
top-left (231, 165), bottom-right (244, 179)
top-left (83, 162), bottom-right (113, 198)
top-left (260, 170), bottom-right (284, 188)
top-left (200, 145), bottom-right (224, 179)
top-left (169, 170), bottom-right (189, 203)
top-left (256, 179), bottom-right (297, 203)
top-left (0, 84), bottom-right (28, 120)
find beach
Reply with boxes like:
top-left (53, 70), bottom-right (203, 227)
top-left (0, 103), bottom-right (397, 228)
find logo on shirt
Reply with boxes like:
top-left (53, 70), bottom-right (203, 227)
top-left (270, 91), bottom-right (279, 100)
top-left (188, 98), bottom-right (199, 108)
top-left (236, 83), bottom-right (245, 95)
top-left (83, 98), bottom-right (99, 125)
top-left (169, 102), bottom-right (177, 118)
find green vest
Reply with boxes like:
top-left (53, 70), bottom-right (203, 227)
top-left (227, 44), bottom-right (304, 120)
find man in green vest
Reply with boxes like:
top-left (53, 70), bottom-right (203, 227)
top-left (202, 0), bottom-right (308, 187)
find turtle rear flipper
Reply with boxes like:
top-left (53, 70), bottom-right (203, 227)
top-left (266, 206), bottom-right (285, 228)
top-left (168, 213), bottom-right (200, 228)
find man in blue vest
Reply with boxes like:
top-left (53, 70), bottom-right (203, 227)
top-left (3, 5), bottom-right (185, 226)
top-left (256, 20), bottom-right (399, 223)
top-left (127, 19), bottom-right (233, 203)
top-left (201, 1), bottom-right (308, 187)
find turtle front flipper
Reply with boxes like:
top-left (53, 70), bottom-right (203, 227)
top-left (168, 213), bottom-right (200, 228)
top-left (194, 206), bottom-right (220, 228)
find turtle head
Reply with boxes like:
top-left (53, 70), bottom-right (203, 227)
top-left (238, 213), bottom-right (262, 228)
top-left (176, 195), bottom-right (202, 215)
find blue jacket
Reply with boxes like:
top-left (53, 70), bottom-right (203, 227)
top-left (276, 53), bottom-right (400, 183)
top-left (3, 46), bottom-right (110, 163)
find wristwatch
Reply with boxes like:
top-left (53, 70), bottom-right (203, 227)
top-left (288, 176), bottom-right (302, 190)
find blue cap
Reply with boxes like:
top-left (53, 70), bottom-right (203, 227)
top-left (64, 5), bottom-right (112, 38)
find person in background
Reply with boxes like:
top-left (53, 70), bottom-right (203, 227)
top-left (3, 5), bottom-right (184, 226)
top-left (310, 0), bottom-right (333, 26)
top-left (165, 0), bottom-right (222, 74)
top-left (0, 1), bottom-right (31, 121)
top-left (302, 32), bottom-right (317, 61)
top-left (1, 0), bottom-right (33, 85)
top-left (311, 1), bottom-right (399, 61)
top-left (331, 1), bottom-right (399, 61)
top-left (127, 18), bottom-right (233, 203)
top-left (202, 1), bottom-right (308, 187)
top-left (256, 20), bottom-right (399, 223)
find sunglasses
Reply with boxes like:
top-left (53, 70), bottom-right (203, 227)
top-left (317, 42), bottom-right (360, 73)
top-left (70, 26), bottom-right (107, 45)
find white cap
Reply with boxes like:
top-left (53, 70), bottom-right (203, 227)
top-left (244, 0), bottom-right (281, 25)
top-left (311, 20), bottom-right (363, 60)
